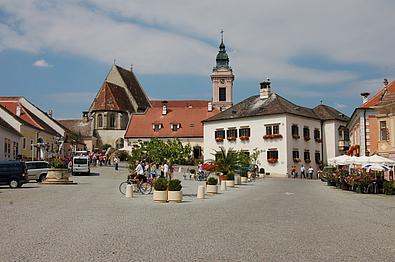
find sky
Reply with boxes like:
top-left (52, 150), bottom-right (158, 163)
top-left (1, 0), bottom-right (394, 119)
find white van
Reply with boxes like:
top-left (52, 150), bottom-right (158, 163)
top-left (72, 156), bottom-right (90, 175)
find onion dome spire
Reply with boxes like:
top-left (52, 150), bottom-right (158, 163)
top-left (215, 30), bottom-right (230, 69)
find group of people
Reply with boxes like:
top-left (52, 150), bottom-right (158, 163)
top-left (89, 153), bottom-right (119, 170)
top-left (133, 160), bottom-right (173, 182)
top-left (290, 165), bottom-right (320, 179)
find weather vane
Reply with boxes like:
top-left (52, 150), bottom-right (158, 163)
top-left (220, 29), bottom-right (224, 42)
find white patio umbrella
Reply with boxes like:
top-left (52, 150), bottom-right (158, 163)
top-left (362, 163), bottom-right (391, 172)
top-left (352, 155), bottom-right (370, 165)
top-left (328, 155), bottom-right (351, 165)
top-left (367, 155), bottom-right (395, 165)
top-left (345, 156), bottom-right (360, 165)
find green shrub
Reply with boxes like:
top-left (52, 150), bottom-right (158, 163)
top-left (153, 177), bottom-right (168, 191)
top-left (115, 150), bottom-right (130, 161)
top-left (168, 179), bottom-right (182, 191)
top-left (384, 181), bottom-right (395, 195)
top-left (51, 158), bottom-right (67, 169)
top-left (190, 169), bottom-right (196, 174)
top-left (226, 172), bottom-right (235, 180)
top-left (207, 177), bottom-right (218, 185)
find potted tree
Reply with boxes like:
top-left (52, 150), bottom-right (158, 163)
top-left (153, 177), bottom-right (168, 202)
top-left (206, 177), bottom-right (218, 194)
top-left (226, 172), bottom-right (235, 187)
top-left (43, 158), bottom-right (76, 184)
top-left (167, 179), bottom-right (183, 203)
top-left (240, 171), bottom-right (248, 183)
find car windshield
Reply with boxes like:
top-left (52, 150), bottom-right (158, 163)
top-left (74, 159), bottom-right (88, 165)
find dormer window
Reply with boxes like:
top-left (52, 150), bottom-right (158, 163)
top-left (152, 123), bottom-right (163, 132)
top-left (171, 123), bottom-right (181, 131)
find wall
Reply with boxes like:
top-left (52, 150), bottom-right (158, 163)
top-left (0, 127), bottom-right (21, 160)
top-left (204, 115), bottom-right (288, 176)
top-left (96, 129), bottom-right (126, 148)
top-left (368, 115), bottom-right (379, 154)
top-left (286, 115), bottom-right (322, 173)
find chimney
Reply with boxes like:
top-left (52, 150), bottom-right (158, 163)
top-left (162, 101), bottom-right (168, 115)
top-left (360, 92), bottom-right (370, 104)
top-left (48, 109), bottom-right (53, 118)
top-left (208, 101), bottom-right (213, 112)
top-left (260, 77), bottom-right (271, 99)
top-left (16, 106), bottom-right (21, 117)
top-left (383, 78), bottom-right (389, 87)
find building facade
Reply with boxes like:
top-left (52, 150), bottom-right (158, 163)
top-left (203, 80), bottom-right (349, 176)
top-left (0, 116), bottom-right (22, 160)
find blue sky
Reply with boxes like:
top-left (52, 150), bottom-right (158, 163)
top-left (1, 0), bottom-right (394, 119)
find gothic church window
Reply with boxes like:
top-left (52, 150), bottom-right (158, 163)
top-left (110, 114), bottom-right (116, 128)
top-left (98, 114), bottom-right (103, 128)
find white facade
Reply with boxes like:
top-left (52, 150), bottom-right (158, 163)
top-left (0, 126), bottom-right (21, 160)
top-left (204, 113), bottom-right (346, 176)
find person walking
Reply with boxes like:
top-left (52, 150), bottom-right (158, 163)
top-left (114, 157), bottom-right (119, 171)
top-left (300, 165), bottom-right (305, 179)
top-left (291, 165), bottom-right (296, 179)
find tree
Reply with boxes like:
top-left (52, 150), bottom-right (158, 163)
top-left (212, 147), bottom-right (240, 175)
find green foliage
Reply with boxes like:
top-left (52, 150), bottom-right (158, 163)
top-left (189, 169), bottom-right (196, 174)
top-left (102, 144), bottom-right (112, 151)
top-left (115, 150), bottom-right (130, 161)
top-left (207, 176), bottom-right (218, 185)
top-left (250, 148), bottom-right (262, 166)
top-left (168, 179), bottom-right (182, 191)
top-left (153, 177), bottom-right (168, 191)
top-left (128, 138), bottom-right (192, 170)
top-left (212, 147), bottom-right (240, 176)
top-left (226, 172), bottom-right (235, 181)
top-left (384, 181), bottom-right (395, 195)
top-left (51, 158), bottom-right (67, 169)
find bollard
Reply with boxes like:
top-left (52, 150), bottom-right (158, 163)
top-left (126, 184), bottom-right (133, 198)
top-left (197, 185), bottom-right (205, 199)
top-left (220, 180), bottom-right (227, 191)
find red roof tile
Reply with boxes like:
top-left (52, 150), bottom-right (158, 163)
top-left (90, 82), bottom-right (134, 112)
top-left (0, 99), bottom-right (57, 135)
top-left (360, 80), bottom-right (395, 108)
top-left (125, 100), bottom-right (220, 138)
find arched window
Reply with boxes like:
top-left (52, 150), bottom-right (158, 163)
top-left (98, 114), bottom-right (103, 128)
top-left (110, 113), bottom-right (116, 128)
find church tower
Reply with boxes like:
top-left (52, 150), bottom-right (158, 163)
top-left (211, 31), bottom-right (234, 110)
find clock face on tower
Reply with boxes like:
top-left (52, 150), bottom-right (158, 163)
top-left (220, 79), bottom-right (225, 84)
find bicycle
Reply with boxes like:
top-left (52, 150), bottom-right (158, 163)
top-left (119, 175), bottom-right (153, 195)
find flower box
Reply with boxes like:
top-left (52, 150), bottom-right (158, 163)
top-left (215, 137), bottom-right (224, 142)
top-left (315, 138), bottom-right (322, 143)
top-left (263, 134), bottom-right (283, 139)
top-left (267, 158), bottom-right (278, 164)
top-left (293, 158), bottom-right (301, 163)
top-left (304, 136), bottom-right (311, 141)
top-left (292, 134), bottom-right (300, 139)
top-left (227, 137), bottom-right (236, 142)
top-left (305, 159), bottom-right (311, 163)
top-left (239, 136), bottom-right (250, 141)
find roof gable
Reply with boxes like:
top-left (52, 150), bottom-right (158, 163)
top-left (90, 82), bottom-right (134, 112)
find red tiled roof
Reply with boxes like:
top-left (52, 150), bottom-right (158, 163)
top-left (0, 99), bottom-right (57, 135)
top-left (125, 100), bottom-right (220, 138)
top-left (360, 80), bottom-right (395, 108)
top-left (90, 82), bottom-right (134, 112)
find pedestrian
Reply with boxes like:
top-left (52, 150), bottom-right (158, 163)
top-left (114, 157), bottom-right (119, 171)
top-left (135, 160), bottom-right (145, 181)
top-left (308, 166), bottom-right (314, 179)
top-left (164, 161), bottom-right (170, 180)
top-left (92, 154), bottom-right (97, 167)
top-left (300, 165), bottom-right (305, 179)
top-left (291, 165), bottom-right (296, 179)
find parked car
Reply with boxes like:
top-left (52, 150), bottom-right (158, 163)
top-left (25, 161), bottom-right (50, 182)
top-left (0, 160), bottom-right (29, 188)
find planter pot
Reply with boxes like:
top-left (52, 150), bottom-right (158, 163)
top-left (219, 175), bottom-right (227, 182)
top-left (225, 180), bottom-right (235, 187)
top-left (168, 191), bottom-right (183, 203)
top-left (43, 168), bottom-right (76, 184)
top-left (206, 185), bottom-right (218, 194)
top-left (153, 190), bottom-right (168, 202)
top-left (241, 176), bottom-right (248, 183)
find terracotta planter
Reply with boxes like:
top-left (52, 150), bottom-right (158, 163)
top-left (241, 176), bottom-right (248, 183)
top-left (225, 180), bottom-right (235, 187)
top-left (206, 185), bottom-right (218, 194)
top-left (153, 190), bottom-right (168, 202)
top-left (168, 191), bottom-right (183, 203)
top-left (219, 175), bottom-right (227, 182)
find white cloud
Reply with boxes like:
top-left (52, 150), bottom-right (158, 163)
top-left (0, 0), bottom-right (394, 88)
top-left (32, 59), bottom-right (52, 67)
